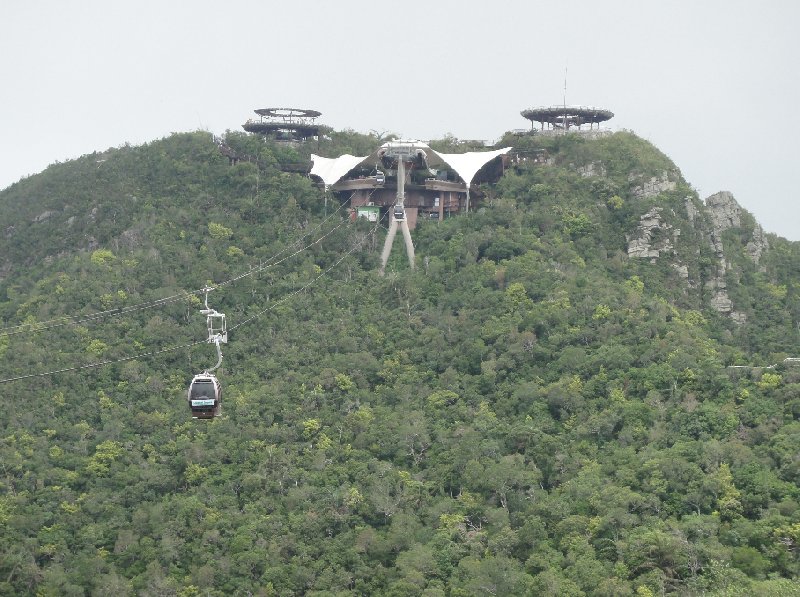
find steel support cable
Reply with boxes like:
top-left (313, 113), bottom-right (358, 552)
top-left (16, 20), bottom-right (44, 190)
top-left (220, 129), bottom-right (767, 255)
top-left (0, 197), bottom-right (351, 338)
top-left (0, 207), bottom-right (383, 385)
top-left (219, 196), bottom-right (350, 282)
top-left (229, 212), bottom-right (386, 333)
top-left (0, 228), bottom-right (336, 339)
top-left (0, 339), bottom-right (207, 384)
top-left (214, 208), bottom-right (351, 289)
top-left (0, 291), bottom-right (205, 338)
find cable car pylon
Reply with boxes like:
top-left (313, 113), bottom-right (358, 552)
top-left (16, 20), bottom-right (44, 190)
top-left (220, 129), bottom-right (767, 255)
top-left (379, 153), bottom-right (416, 274)
top-left (187, 286), bottom-right (227, 419)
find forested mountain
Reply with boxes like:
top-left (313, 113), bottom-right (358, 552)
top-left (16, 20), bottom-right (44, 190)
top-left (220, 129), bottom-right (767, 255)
top-left (1, 127), bottom-right (799, 596)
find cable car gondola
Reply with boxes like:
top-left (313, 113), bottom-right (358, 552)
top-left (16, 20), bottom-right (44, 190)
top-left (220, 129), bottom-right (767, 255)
top-left (187, 287), bottom-right (227, 419)
top-left (188, 372), bottom-right (222, 419)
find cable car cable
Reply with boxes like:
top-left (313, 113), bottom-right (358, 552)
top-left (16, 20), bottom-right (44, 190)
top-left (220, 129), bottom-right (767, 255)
top-left (0, 200), bottom-right (348, 336)
top-left (0, 226), bottom-right (372, 386)
top-left (0, 209), bottom-right (386, 385)
top-left (0, 197), bottom-right (352, 338)
top-left (229, 214), bottom-right (387, 333)
top-left (0, 339), bottom-right (207, 385)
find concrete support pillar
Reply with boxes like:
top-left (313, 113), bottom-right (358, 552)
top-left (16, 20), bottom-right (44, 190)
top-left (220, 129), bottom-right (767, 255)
top-left (379, 218), bottom-right (398, 275)
top-left (378, 158), bottom-right (415, 274)
top-left (379, 216), bottom-right (415, 274)
top-left (401, 219), bottom-right (415, 267)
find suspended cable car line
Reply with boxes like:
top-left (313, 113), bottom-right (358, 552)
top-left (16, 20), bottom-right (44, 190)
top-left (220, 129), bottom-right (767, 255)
top-left (0, 211), bottom-right (385, 386)
top-left (229, 215), bottom-right (387, 333)
top-left (0, 339), bottom-right (208, 385)
top-left (216, 195), bottom-right (350, 284)
top-left (213, 208), bottom-right (351, 289)
top-left (183, 190), bottom-right (380, 419)
top-left (0, 202), bottom-right (347, 336)
top-left (214, 189), bottom-right (374, 289)
top-left (0, 228), bottom-right (336, 339)
top-left (0, 196), bottom-right (355, 338)
top-left (0, 292), bottom-right (204, 339)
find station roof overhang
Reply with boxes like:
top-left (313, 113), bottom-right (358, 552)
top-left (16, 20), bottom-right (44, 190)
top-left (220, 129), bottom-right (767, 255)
top-left (310, 141), bottom-right (511, 189)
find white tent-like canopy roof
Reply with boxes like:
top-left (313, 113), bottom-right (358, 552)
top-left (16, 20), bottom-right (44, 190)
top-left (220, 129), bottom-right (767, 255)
top-left (429, 147), bottom-right (512, 188)
top-left (309, 142), bottom-right (511, 189)
top-left (309, 153), bottom-right (369, 188)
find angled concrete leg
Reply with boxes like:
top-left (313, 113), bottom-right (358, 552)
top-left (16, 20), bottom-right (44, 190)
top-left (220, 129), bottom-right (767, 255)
top-left (379, 218), bottom-right (399, 275)
top-left (400, 220), bottom-right (415, 269)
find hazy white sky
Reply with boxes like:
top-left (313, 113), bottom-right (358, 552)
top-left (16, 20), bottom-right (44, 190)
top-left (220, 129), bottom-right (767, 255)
top-left (2, 1), bottom-right (799, 239)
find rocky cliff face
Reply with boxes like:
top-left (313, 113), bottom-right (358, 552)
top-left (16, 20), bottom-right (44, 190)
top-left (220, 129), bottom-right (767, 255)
top-left (630, 171), bottom-right (678, 199)
top-left (567, 146), bottom-right (772, 322)
top-left (626, 206), bottom-right (675, 260)
top-left (705, 191), bottom-right (769, 265)
top-left (703, 191), bottom-right (769, 322)
top-left (626, 190), bottom-right (770, 323)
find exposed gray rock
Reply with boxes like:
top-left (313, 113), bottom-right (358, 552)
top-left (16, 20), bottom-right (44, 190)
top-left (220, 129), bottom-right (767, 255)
top-left (705, 191), bottom-right (769, 264)
top-left (631, 171), bottom-right (677, 199)
top-left (702, 191), bottom-right (770, 321)
top-left (730, 311), bottom-right (748, 324)
top-left (117, 228), bottom-right (144, 250)
top-left (577, 162), bottom-right (606, 178)
top-left (672, 263), bottom-right (689, 281)
top-left (710, 291), bottom-right (733, 313)
top-left (627, 207), bottom-right (674, 259)
top-left (33, 210), bottom-right (58, 223)
top-left (706, 191), bottom-right (742, 231)
top-left (704, 256), bottom-right (733, 316)
top-left (746, 223), bottom-right (769, 264)
top-left (685, 197), bottom-right (699, 225)
top-left (625, 191), bottom-right (765, 321)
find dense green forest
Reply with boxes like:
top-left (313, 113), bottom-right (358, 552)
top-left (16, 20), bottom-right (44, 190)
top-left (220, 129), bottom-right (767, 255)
top-left (1, 127), bottom-right (799, 596)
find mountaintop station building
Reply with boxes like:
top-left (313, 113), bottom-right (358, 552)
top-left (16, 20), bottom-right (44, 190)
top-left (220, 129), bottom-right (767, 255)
top-left (309, 141), bottom-right (511, 230)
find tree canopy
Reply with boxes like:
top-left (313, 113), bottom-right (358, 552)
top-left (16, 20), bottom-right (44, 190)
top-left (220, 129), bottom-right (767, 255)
top-left (0, 128), bottom-right (798, 596)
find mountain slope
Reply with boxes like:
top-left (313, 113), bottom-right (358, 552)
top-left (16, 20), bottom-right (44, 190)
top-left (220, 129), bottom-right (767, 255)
top-left (0, 129), bottom-right (798, 596)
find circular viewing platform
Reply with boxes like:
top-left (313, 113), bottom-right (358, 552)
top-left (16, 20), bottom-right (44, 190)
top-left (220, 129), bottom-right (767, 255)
top-left (521, 105), bottom-right (614, 131)
top-left (243, 107), bottom-right (324, 140)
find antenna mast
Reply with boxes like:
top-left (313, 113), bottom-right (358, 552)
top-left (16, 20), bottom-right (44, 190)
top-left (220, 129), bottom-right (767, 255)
top-left (563, 66), bottom-right (568, 130)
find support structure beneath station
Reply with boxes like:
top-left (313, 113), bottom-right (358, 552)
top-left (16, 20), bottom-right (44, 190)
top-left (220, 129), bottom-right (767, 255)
top-left (379, 158), bottom-right (415, 274)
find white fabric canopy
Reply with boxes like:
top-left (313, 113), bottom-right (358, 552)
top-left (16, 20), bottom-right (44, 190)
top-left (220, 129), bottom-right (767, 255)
top-left (309, 144), bottom-right (511, 188)
top-left (309, 153), bottom-right (368, 188)
top-left (430, 147), bottom-right (512, 188)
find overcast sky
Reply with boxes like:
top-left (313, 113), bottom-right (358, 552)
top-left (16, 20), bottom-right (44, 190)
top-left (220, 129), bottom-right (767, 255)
top-left (2, 1), bottom-right (798, 239)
